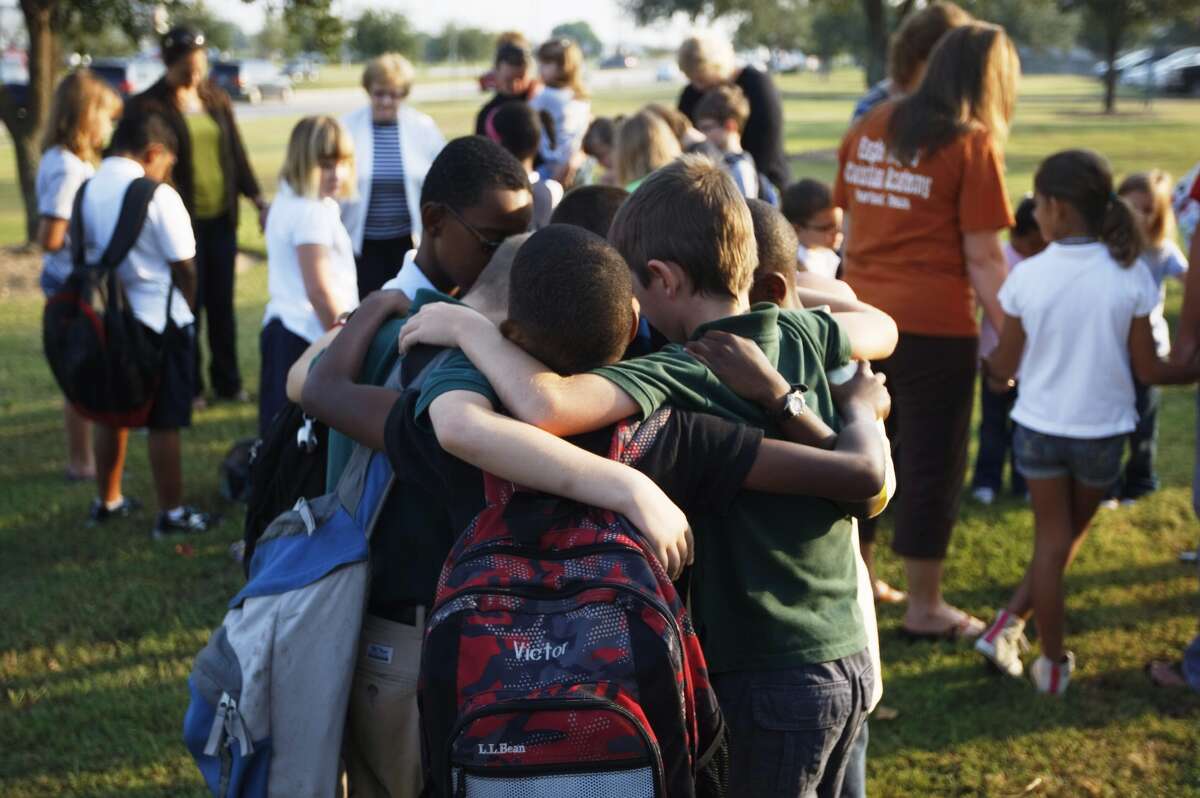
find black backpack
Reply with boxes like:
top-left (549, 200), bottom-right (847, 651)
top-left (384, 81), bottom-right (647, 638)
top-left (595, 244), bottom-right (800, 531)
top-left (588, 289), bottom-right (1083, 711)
top-left (42, 177), bottom-right (169, 428)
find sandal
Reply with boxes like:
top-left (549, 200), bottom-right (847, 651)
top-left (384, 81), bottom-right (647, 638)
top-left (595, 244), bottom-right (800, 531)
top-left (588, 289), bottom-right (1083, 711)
top-left (873, 579), bottom-right (907, 604)
top-left (901, 612), bottom-right (985, 642)
top-left (1146, 660), bottom-right (1188, 688)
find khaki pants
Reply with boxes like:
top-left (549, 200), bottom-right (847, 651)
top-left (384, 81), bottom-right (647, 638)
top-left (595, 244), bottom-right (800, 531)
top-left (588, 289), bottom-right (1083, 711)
top-left (343, 611), bottom-right (426, 798)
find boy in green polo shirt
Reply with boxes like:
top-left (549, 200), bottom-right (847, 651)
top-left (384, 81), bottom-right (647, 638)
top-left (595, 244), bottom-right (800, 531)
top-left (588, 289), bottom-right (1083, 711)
top-left (398, 155), bottom-right (898, 795)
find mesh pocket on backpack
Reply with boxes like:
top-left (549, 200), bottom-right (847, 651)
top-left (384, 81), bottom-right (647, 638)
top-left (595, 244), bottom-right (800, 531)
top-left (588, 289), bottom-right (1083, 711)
top-left (455, 766), bottom-right (655, 797)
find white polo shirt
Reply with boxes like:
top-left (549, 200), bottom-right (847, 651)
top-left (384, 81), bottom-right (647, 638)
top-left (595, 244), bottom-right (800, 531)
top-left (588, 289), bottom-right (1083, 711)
top-left (80, 157), bottom-right (196, 333)
top-left (36, 146), bottom-right (94, 285)
top-left (380, 248), bottom-right (437, 298)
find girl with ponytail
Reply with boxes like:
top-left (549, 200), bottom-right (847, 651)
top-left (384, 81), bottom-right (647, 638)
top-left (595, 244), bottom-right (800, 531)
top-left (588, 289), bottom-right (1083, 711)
top-left (973, 148), bottom-right (1200, 695)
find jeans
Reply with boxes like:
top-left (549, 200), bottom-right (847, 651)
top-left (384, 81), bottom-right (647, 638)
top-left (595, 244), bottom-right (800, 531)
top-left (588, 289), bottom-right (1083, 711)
top-left (837, 719), bottom-right (867, 798)
top-left (1113, 380), bottom-right (1160, 499)
top-left (193, 213), bottom-right (242, 397)
top-left (970, 374), bottom-right (1026, 496)
top-left (712, 648), bottom-right (873, 798)
top-left (1012, 424), bottom-right (1125, 489)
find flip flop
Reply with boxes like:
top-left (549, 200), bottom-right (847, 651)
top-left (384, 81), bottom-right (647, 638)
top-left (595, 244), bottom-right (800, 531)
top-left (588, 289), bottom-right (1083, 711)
top-left (901, 613), bottom-right (985, 642)
top-left (1146, 660), bottom-right (1188, 688)
top-left (873, 579), bottom-right (907, 604)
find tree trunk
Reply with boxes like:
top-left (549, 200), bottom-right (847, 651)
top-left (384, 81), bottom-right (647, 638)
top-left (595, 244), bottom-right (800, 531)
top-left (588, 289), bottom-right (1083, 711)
top-left (1101, 13), bottom-right (1124, 115)
top-left (1, 1), bottom-right (58, 243)
top-left (861, 0), bottom-right (887, 87)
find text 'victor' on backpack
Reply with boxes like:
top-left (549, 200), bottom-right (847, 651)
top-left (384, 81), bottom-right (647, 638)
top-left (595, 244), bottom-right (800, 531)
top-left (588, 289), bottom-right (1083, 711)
top-left (419, 408), bottom-right (729, 798)
top-left (42, 177), bottom-right (170, 428)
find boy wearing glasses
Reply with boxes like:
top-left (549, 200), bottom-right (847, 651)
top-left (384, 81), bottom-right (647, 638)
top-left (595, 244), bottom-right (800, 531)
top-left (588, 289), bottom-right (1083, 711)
top-left (783, 178), bottom-right (845, 280)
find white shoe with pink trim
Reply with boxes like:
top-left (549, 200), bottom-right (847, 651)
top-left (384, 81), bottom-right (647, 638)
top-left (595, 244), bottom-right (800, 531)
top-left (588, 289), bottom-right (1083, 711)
top-left (974, 609), bottom-right (1029, 678)
top-left (1030, 652), bottom-right (1075, 696)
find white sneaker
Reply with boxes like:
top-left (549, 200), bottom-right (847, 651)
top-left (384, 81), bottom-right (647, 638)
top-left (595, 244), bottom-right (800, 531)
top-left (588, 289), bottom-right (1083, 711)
top-left (1030, 652), bottom-right (1075, 696)
top-left (971, 486), bottom-right (996, 505)
top-left (975, 610), bottom-right (1029, 677)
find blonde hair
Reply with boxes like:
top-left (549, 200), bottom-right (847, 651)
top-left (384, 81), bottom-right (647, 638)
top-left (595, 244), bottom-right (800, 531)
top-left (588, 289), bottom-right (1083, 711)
top-left (361, 53), bottom-right (415, 98)
top-left (677, 33), bottom-right (736, 87)
top-left (537, 38), bottom-right (588, 99)
top-left (887, 22), bottom-right (1020, 164)
top-left (614, 110), bottom-right (682, 188)
top-left (1118, 170), bottom-right (1176, 249)
top-left (280, 115), bottom-right (355, 199)
top-left (40, 69), bottom-right (122, 162)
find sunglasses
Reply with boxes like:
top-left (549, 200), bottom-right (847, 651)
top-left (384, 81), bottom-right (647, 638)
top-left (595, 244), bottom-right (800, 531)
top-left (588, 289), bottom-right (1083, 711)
top-left (445, 205), bottom-right (510, 255)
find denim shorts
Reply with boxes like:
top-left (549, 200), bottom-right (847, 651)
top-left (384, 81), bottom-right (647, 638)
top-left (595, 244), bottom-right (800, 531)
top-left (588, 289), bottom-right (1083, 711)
top-left (1012, 424), bottom-right (1125, 488)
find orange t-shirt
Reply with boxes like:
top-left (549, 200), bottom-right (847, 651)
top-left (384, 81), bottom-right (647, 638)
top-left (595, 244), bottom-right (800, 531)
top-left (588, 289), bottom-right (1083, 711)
top-left (832, 103), bottom-right (1014, 337)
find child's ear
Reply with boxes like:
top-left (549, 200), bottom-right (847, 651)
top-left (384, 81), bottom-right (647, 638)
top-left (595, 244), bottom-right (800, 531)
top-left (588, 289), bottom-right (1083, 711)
top-left (499, 318), bottom-right (531, 351)
top-left (724, 119), bottom-right (738, 133)
top-left (749, 272), bottom-right (787, 306)
top-left (646, 259), bottom-right (683, 298)
top-left (626, 295), bottom-right (641, 346)
top-left (420, 203), bottom-right (445, 237)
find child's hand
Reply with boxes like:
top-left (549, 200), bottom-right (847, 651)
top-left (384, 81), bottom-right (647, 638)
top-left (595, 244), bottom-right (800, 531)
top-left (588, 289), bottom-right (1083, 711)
top-left (831, 361), bottom-right (890, 421)
top-left (621, 472), bottom-right (693, 579)
top-left (398, 302), bottom-right (492, 353)
top-left (685, 331), bottom-right (789, 408)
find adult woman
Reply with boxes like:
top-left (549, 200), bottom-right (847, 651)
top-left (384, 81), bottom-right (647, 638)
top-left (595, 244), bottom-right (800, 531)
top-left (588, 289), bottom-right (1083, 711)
top-left (832, 23), bottom-right (1019, 639)
top-left (676, 32), bottom-right (788, 191)
top-left (130, 26), bottom-right (266, 403)
top-left (340, 53), bottom-right (445, 297)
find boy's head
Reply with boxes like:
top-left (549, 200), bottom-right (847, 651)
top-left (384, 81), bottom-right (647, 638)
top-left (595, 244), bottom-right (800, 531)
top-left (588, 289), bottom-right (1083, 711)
top-left (693, 85), bottom-right (749, 152)
top-left (549, 185), bottom-right (630, 238)
top-left (781, 178), bottom-right (842, 251)
top-left (582, 116), bottom-right (616, 169)
top-left (486, 101), bottom-right (541, 168)
top-left (462, 232), bottom-right (531, 324)
top-left (1009, 194), bottom-right (1045, 258)
top-left (746, 198), bottom-right (799, 309)
top-left (419, 136), bottom-right (533, 295)
top-left (609, 154), bottom-right (757, 342)
top-left (493, 34), bottom-right (533, 96)
top-left (500, 225), bottom-right (637, 375)
top-left (108, 109), bottom-right (178, 182)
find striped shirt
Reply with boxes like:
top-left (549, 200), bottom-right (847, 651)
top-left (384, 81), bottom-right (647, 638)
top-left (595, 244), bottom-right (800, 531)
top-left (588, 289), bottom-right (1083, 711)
top-left (364, 121), bottom-right (412, 240)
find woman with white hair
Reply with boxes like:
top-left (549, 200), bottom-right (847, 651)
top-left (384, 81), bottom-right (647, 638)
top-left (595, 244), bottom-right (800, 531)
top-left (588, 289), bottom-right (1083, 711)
top-left (676, 32), bottom-right (789, 190)
top-left (340, 53), bottom-right (446, 297)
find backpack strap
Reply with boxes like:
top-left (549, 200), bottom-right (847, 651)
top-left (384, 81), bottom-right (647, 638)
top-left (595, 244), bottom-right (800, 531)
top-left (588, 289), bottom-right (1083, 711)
top-left (98, 177), bottom-right (161, 271)
top-left (68, 180), bottom-right (90, 274)
top-left (609, 406), bottom-right (674, 466)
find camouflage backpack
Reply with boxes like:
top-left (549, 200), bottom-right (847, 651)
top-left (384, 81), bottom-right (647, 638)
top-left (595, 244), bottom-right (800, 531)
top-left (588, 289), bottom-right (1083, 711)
top-left (418, 408), bottom-right (729, 798)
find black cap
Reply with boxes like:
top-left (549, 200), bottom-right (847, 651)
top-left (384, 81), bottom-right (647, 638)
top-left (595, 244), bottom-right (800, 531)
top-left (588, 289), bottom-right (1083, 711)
top-left (162, 26), bottom-right (206, 66)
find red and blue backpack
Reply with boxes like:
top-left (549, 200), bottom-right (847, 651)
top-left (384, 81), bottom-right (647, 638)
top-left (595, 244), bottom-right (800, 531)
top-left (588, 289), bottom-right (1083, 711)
top-left (418, 408), bottom-right (728, 798)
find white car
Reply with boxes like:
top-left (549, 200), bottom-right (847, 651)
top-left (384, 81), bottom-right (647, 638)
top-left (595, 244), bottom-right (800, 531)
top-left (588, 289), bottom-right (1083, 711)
top-left (1120, 47), bottom-right (1200, 90)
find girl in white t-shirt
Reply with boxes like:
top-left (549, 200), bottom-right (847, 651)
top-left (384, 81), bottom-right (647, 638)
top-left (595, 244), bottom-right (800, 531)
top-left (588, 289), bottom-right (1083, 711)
top-left (36, 69), bottom-right (121, 481)
top-left (260, 116), bottom-right (360, 434)
top-left (976, 150), bottom-right (1200, 695)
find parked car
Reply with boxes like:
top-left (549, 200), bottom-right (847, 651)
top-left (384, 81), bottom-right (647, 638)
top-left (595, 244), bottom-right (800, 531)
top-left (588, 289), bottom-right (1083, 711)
top-left (655, 62), bottom-right (682, 83)
top-left (1093, 48), bottom-right (1155, 80)
top-left (89, 57), bottom-right (164, 97)
top-left (210, 60), bottom-right (293, 104)
top-left (284, 57), bottom-right (319, 83)
top-left (1119, 47), bottom-right (1200, 92)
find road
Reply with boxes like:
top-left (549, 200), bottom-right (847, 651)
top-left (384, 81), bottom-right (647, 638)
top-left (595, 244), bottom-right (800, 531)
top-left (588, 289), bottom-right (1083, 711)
top-left (235, 65), bottom-right (675, 120)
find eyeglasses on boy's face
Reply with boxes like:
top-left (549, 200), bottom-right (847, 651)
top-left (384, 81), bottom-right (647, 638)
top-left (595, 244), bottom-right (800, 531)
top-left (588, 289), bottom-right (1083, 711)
top-left (444, 205), bottom-right (509, 254)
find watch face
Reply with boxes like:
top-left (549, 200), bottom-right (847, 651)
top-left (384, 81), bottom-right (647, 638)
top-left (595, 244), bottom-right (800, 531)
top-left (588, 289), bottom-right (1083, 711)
top-left (784, 390), bottom-right (807, 417)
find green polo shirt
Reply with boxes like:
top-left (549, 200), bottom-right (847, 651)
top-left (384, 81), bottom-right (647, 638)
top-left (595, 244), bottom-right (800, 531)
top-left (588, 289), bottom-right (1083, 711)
top-left (592, 304), bottom-right (863, 672)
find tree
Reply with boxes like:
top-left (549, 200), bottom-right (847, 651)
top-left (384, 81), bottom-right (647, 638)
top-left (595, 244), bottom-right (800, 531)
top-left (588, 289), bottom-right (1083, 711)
top-left (551, 20), bottom-right (603, 57)
top-left (282, 0), bottom-right (345, 59)
top-left (423, 25), bottom-right (496, 63)
top-left (734, 0), bottom-right (811, 52)
top-left (351, 10), bottom-right (419, 60)
top-left (171, 1), bottom-right (241, 55)
top-left (960, 0), bottom-right (1078, 54)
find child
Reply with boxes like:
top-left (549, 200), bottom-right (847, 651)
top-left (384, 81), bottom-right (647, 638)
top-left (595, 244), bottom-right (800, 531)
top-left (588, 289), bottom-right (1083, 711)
top-left (613, 110), bottom-right (681, 192)
top-left (548, 184), bottom-right (629, 238)
top-left (977, 149), bottom-right (1200, 695)
top-left (782, 178), bottom-right (844, 280)
top-left (529, 38), bottom-right (590, 184)
top-left (399, 156), bottom-right (899, 793)
top-left (645, 102), bottom-right (706, 149)
top-left (1109, 170), bottom-right (1189, 503)
top-left (37, 69), bottom-right (122, 483)
top-left (693, 84), bottom-right (768, 203)
top-left (79, 110), bottom-right (214, 537)
top-left (580, 116), bottom-right (616, 185)
top-left (486, 101), bottom-right (564, 230)
top-left (259, 116), bottom-right (359, 434)
top-left (970, 196), bottom-right (1044, 505)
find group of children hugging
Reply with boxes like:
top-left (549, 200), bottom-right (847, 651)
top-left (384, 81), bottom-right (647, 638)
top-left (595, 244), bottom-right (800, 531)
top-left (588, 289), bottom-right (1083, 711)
top-left (31, 18), bottom-right (1200, 797)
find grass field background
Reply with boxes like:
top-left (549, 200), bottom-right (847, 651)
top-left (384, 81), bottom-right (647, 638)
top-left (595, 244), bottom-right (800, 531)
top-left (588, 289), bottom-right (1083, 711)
top-left (2, 70), bottom-right (1200, 796)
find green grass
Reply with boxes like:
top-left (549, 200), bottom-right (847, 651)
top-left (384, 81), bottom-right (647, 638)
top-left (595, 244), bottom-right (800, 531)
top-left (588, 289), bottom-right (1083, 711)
top-left (3, 72), bottom-right (1200, 796)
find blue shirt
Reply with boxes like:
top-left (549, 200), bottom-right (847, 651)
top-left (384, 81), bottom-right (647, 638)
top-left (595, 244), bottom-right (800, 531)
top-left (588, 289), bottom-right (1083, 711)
top-left (364, 121), bottom-right (412, 240)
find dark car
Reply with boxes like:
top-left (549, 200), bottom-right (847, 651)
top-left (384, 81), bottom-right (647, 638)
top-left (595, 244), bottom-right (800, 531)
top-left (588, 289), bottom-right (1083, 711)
top-left (0, 56), bottom-right (28, 112)
top-left (210, 60), bottom-right (293, 104)
top-left (89, 58), bottom-right (164, 97)
top-left (284, 57), bottom-right (320, 83)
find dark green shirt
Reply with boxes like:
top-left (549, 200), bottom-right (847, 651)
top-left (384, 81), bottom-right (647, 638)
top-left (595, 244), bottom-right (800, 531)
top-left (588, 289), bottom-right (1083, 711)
top-left (592, 304), bottom-right (863, 672)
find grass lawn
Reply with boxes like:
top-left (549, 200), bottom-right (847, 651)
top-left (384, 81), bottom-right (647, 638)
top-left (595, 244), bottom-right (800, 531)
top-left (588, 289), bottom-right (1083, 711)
top-left (2, 71), bottom-right (1200, 796)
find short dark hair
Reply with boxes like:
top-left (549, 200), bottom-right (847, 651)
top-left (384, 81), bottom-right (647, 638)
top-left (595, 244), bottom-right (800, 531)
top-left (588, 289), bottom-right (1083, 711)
top-left (610, 155), bottom-right (756, 299)
top-left (501, 225), bottom-right (635, 375)
top-left (420, 135), bottom-right (530, 212)
top-left (746, 198), bottom-right (799, 281)
top-left (582, 116), bottom-right (616, 157)
top-left (781, 178), bottom-right (833, 227)
top-left (108, 109), bottom-right (178, 157)
top-left (1012, 195), bottom-right (1038, 238)
top-left (693, 85), bottom-right (750, 131)
top-left (488, 101), bottom-right (542, 163)
top-left (550, 185), bottom-right (630, 238)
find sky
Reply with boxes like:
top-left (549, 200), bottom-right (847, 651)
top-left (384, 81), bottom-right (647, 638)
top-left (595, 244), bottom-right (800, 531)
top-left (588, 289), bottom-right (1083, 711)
top-left (206, 0), bottom-right (737, 50)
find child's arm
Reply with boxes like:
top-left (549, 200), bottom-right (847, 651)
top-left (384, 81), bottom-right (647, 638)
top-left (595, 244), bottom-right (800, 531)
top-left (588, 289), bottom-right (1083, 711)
top-left (1176, 231), bottom-right (1200, 364)
top-left (984, 313), bottom-right (1025, 386)
top-left (1130, 316), bottom-right (1200, 385)
top-left (168, 258), bottom-right (198, 310)
top-left (826, 304), bottom-right (898, 362)
top-left (286, 326), bottom-right (341, 403)
top-left (297, 244), bottom-right (347, 332)
top-left (301, 290), bottom-right (412, 450)
top-left (399, 302), bottom-right (639, 436)
top-left (793, 271), bottom-right (857, 304)
top-left (429, 390), bottom-right (693, 577)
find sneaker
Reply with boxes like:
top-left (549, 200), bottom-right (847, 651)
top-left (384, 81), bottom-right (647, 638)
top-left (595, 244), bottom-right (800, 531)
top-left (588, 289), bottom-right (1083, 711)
top-left (971, 486), bottom-right (996, 505)
top-left (1100, 498), bottom-right (1121, 511)
top-left (1030, 651), bottom-right (1076, 696)
top-left (152, 506), bottom-right (215, 540)
top-left (86, 496), bottom-right (142, 527)
top-left (975, 610), bottom-right (1029, 677)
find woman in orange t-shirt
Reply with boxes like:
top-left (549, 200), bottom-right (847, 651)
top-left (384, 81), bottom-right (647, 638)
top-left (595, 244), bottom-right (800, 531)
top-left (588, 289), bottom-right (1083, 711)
top-left (833, 22), bottom-right (1019, 640)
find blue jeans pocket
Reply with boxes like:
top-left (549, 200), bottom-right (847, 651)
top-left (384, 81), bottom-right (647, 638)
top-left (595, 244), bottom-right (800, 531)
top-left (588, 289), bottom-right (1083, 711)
top-left (749, 681), bottom-right (851, 795)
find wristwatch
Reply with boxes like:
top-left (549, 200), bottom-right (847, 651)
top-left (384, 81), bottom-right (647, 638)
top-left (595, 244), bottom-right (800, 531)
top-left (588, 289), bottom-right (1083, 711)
top-left (772, 384), bottom-right (809, 422)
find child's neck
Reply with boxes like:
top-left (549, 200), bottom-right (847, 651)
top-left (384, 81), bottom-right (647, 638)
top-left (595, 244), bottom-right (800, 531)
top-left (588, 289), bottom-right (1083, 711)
top-left (680, 293), bottom-right (751, 339)
top-left (722, 135), bottom-right (743, 154)
top-left (413, 240), bottom-right (456, 295)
